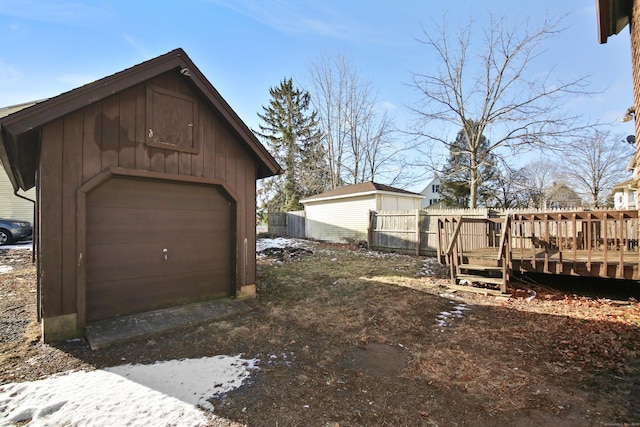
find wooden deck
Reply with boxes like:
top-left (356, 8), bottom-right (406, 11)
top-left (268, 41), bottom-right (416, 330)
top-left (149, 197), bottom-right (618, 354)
top-left (463, 247), bottom-right (639, 280)
top-left (437, 210), bottom-right (640, 292)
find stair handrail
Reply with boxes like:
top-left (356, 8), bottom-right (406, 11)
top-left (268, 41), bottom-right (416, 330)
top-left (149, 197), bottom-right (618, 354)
top-left (445, 216), bottom-right (464, 285)
top-left (446, 216), bottom-right (464, 256)
top-left (496, 215), bottom-right (512, 293)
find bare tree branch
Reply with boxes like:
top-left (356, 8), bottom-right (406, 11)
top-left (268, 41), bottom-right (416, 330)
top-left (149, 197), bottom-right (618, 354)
top-left (407, 13), bottom-right (594, 207)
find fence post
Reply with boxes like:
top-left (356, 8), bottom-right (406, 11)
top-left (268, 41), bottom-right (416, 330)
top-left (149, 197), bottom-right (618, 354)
top-left (368, 210), bottom-right (374, 249)
top-left (415, 209), bottom-right (421, 255)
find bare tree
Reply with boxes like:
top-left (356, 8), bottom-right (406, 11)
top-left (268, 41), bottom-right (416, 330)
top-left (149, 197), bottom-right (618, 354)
top-left (408, 13), bottom-right (591, 207)
top-left (307, 52), bottom-right (403, 188)
top-left (519, 159), bottom-right (557, 208)
top-left (562, 130), bottom-right (634, 208)
top-left (485, 165), bottom-right (529, 209)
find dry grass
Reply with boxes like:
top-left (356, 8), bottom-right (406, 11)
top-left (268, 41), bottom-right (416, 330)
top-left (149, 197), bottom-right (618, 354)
top-left (2, 243), bottom-right (640, 425)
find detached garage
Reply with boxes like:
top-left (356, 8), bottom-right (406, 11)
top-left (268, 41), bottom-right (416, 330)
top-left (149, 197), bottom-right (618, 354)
top-left (0, 49), bottom-right (282, 341)
top-left (300, 182), bottom-right (423, 243)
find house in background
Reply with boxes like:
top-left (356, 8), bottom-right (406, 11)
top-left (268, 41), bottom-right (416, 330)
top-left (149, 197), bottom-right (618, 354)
top-left (544, 182), bottom-right (583, 209)
top-left (419, 176), bottom-right (441, 209)
top-left (0, 102), bottom-right (43, 224)
top-left (300, 181), bottom-right (424, 243)
top-left (0, 48), bottom-right (282, 342)
top-left (613, 178), bottom-right (638, 209)
top-left (0, 162), bottom-right (35, 223)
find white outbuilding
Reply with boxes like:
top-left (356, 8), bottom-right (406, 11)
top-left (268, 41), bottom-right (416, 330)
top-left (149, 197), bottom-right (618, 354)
top-left (300, 181), bottom-right (424, 243)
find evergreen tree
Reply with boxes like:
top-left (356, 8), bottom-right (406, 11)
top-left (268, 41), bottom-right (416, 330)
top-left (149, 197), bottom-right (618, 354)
top-left (256, 78), bottom-right (326, 212)
top-left (440, 120), bottom-right (498, 208)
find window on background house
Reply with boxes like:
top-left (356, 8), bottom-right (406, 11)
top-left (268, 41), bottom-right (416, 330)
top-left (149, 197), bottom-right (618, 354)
top-left (432, 184), bottom-right (439, 193)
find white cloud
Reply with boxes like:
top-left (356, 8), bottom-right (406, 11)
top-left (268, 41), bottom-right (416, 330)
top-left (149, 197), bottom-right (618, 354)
top-left (207, 0), bottom-right (378, 43)
top-left (379, 101), bottom-right (398, 111)
top-left (0, 0), bottom-right (109, 24)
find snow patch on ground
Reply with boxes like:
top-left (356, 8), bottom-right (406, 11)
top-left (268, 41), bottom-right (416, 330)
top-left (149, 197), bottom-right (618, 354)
top-left (256, 237), bottom-right (310, 253)
top-left (0, 241), bottom-right (33, 251)
top-left (0, 241), bottom-right (32, 274)
top-left (0, 355), bottom-right (258, 426)
top-left (436, 302), bottom-right (471, 328)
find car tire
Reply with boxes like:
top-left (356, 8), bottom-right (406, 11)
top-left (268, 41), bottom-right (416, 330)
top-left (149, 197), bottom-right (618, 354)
top-left (0, 229), bottom-right (12, 246)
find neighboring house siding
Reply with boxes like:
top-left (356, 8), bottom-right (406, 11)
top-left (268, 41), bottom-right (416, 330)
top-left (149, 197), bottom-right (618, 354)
top-left (305, 195), bottom-right (376, 243)
top-left (614, 190), bottom-right (637, 209)
top-left (420, 178), bottom-right (441, 209)
top-left (0, 163), bottom-right (35, 223)
top-left (380, 194), bottom-right (418, 211)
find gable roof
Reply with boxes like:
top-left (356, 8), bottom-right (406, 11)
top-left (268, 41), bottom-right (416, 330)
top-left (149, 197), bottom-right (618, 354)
top-left (0, 48), bottom-right (283, 191)
top-left (300, 181), bottom-right (423, 204)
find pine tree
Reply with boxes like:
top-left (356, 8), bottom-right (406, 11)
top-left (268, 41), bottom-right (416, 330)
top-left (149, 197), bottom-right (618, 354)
top-left (440, 120), bottom-right (498, 208)
top-left (256, 78), bottom-right (326, 212)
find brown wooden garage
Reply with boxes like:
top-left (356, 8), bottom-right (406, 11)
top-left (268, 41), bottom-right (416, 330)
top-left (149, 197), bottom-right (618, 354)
top-left (0, 49), bottom-right (283, 341)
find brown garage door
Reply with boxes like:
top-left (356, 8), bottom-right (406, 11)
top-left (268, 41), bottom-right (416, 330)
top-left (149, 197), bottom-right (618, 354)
top-left (85, 177), bottom-right (233, 321)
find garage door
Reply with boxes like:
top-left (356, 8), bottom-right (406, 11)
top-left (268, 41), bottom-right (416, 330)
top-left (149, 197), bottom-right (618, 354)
top-left (85, 177), bottom-right (233, 321)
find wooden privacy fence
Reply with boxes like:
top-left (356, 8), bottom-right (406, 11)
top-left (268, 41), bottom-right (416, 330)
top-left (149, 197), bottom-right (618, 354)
top-left (267, 210), bottom-right (305, 238)
top-left (368, 209), bottom-right (490, 256)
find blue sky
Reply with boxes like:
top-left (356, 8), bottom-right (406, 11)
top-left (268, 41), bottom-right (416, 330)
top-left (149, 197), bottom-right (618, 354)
top-left (0, 0), bottom-right (635, 189)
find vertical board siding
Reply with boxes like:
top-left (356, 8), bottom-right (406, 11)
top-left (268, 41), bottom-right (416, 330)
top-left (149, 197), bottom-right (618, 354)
top-left (244, 166), bottom-right (257, 284)
top-left (202, 111), bottom-right (216, 178)
top-left (134, 84), bottom-right (149, 171)
top-left (39, 69), bottom-right (261, 318)
top-left (100, 95), bottom-right (120, 169)
top-left (118, 87), bottom-right (137, 169)
top-left (82, 102), bottom-right (103, 182)
top-left (61, 111), bottom-right (84, 313)
top-left (40, 120), bottom-right (65, 317)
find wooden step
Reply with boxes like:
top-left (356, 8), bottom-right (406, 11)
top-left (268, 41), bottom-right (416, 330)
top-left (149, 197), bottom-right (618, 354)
top-left (447, 283), bottom-right (511, 298)
top-left (458, 264), bottom-right (503, 272)
top-left (456, 274), bottom-right (504, 286)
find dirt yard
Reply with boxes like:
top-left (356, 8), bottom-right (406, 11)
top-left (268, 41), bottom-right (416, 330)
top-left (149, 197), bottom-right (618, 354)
top-left (1, 239), bottom-right (640, 426)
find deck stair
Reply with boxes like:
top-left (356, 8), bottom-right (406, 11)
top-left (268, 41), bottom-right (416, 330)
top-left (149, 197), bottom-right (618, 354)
top-left (456, 264), bottom-right (504, 288)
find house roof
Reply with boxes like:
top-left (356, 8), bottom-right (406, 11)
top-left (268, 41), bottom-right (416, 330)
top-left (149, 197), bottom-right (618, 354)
top-left (596, 0), bottom-right (632, 44)
top-left (0, 100), bottom-right (48, 119)
top-left (300, 181), bottom-right (424, 204)
top-left (0, 48), bottom-right (283, 191)
top-left (612, 178), bottom-right (638, 190)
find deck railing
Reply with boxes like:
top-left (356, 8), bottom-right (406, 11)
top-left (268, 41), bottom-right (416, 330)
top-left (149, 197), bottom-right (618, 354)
top-left (438, 209), bottom-right (640, 282)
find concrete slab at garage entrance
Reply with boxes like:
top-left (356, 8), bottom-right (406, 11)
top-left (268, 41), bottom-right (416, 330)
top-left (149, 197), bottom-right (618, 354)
top-left (85, 298), bottom-right (251, 350)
